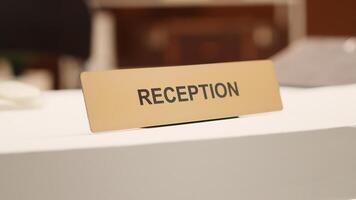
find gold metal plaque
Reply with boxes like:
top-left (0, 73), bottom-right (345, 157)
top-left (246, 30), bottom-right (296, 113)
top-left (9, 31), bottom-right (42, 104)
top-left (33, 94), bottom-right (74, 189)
top-left (81, 60), bottom-right (283, 132)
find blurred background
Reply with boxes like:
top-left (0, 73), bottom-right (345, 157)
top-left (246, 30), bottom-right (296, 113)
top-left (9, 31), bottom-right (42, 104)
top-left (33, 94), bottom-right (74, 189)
top-left (0, 0), bottom-right (355, 90)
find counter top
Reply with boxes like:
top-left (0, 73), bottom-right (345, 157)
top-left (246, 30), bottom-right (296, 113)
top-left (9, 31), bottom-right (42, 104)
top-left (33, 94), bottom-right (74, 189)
top-left (1, 84), bottom-right (356, 154)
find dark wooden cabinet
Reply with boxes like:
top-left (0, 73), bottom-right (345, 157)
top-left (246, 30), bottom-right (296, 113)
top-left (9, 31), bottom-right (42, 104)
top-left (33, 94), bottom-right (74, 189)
top-left (107, 6), bottom-right (288, 68)
top-left (307, 0), bottom-right (356, 36)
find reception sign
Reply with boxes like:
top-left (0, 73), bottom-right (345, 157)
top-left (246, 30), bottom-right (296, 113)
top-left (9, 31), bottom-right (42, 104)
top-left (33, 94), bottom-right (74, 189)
top-left (81, 60), bottom-right (283, 132)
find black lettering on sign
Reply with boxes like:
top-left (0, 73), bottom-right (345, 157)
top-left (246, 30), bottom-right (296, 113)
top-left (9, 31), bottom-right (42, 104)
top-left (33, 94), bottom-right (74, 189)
top-left (137, 81), bottom-right (239, 105)
top-left (198, 84), bottom-right (209, 99)
top-left (187, 85), bottom-right (198, 100)
top-left (138, 89), bottom-right (152, 105)
top-left (163, 87), bottom-right (176, 103)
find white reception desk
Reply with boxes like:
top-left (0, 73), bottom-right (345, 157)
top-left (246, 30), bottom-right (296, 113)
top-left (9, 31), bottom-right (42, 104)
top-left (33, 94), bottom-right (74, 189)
top-left (0, 85), bottom-right (356, 200)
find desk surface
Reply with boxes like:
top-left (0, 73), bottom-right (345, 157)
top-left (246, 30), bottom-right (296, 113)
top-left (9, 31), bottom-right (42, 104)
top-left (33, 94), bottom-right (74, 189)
top-left (1, 84), bottom-right (356, 154)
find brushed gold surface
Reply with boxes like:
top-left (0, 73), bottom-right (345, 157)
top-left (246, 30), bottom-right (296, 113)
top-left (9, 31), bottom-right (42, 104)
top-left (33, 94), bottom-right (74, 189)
top-left (81, 60), bottom-right (283, 132)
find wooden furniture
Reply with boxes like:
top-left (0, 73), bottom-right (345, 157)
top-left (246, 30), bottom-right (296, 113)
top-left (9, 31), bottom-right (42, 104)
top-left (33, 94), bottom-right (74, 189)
top-left (89, 1), bottom-right (290, 69)
top-left (307, 0), bottom-right (356, 36)
top-left (110, 6), bottom-right (288, 67)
